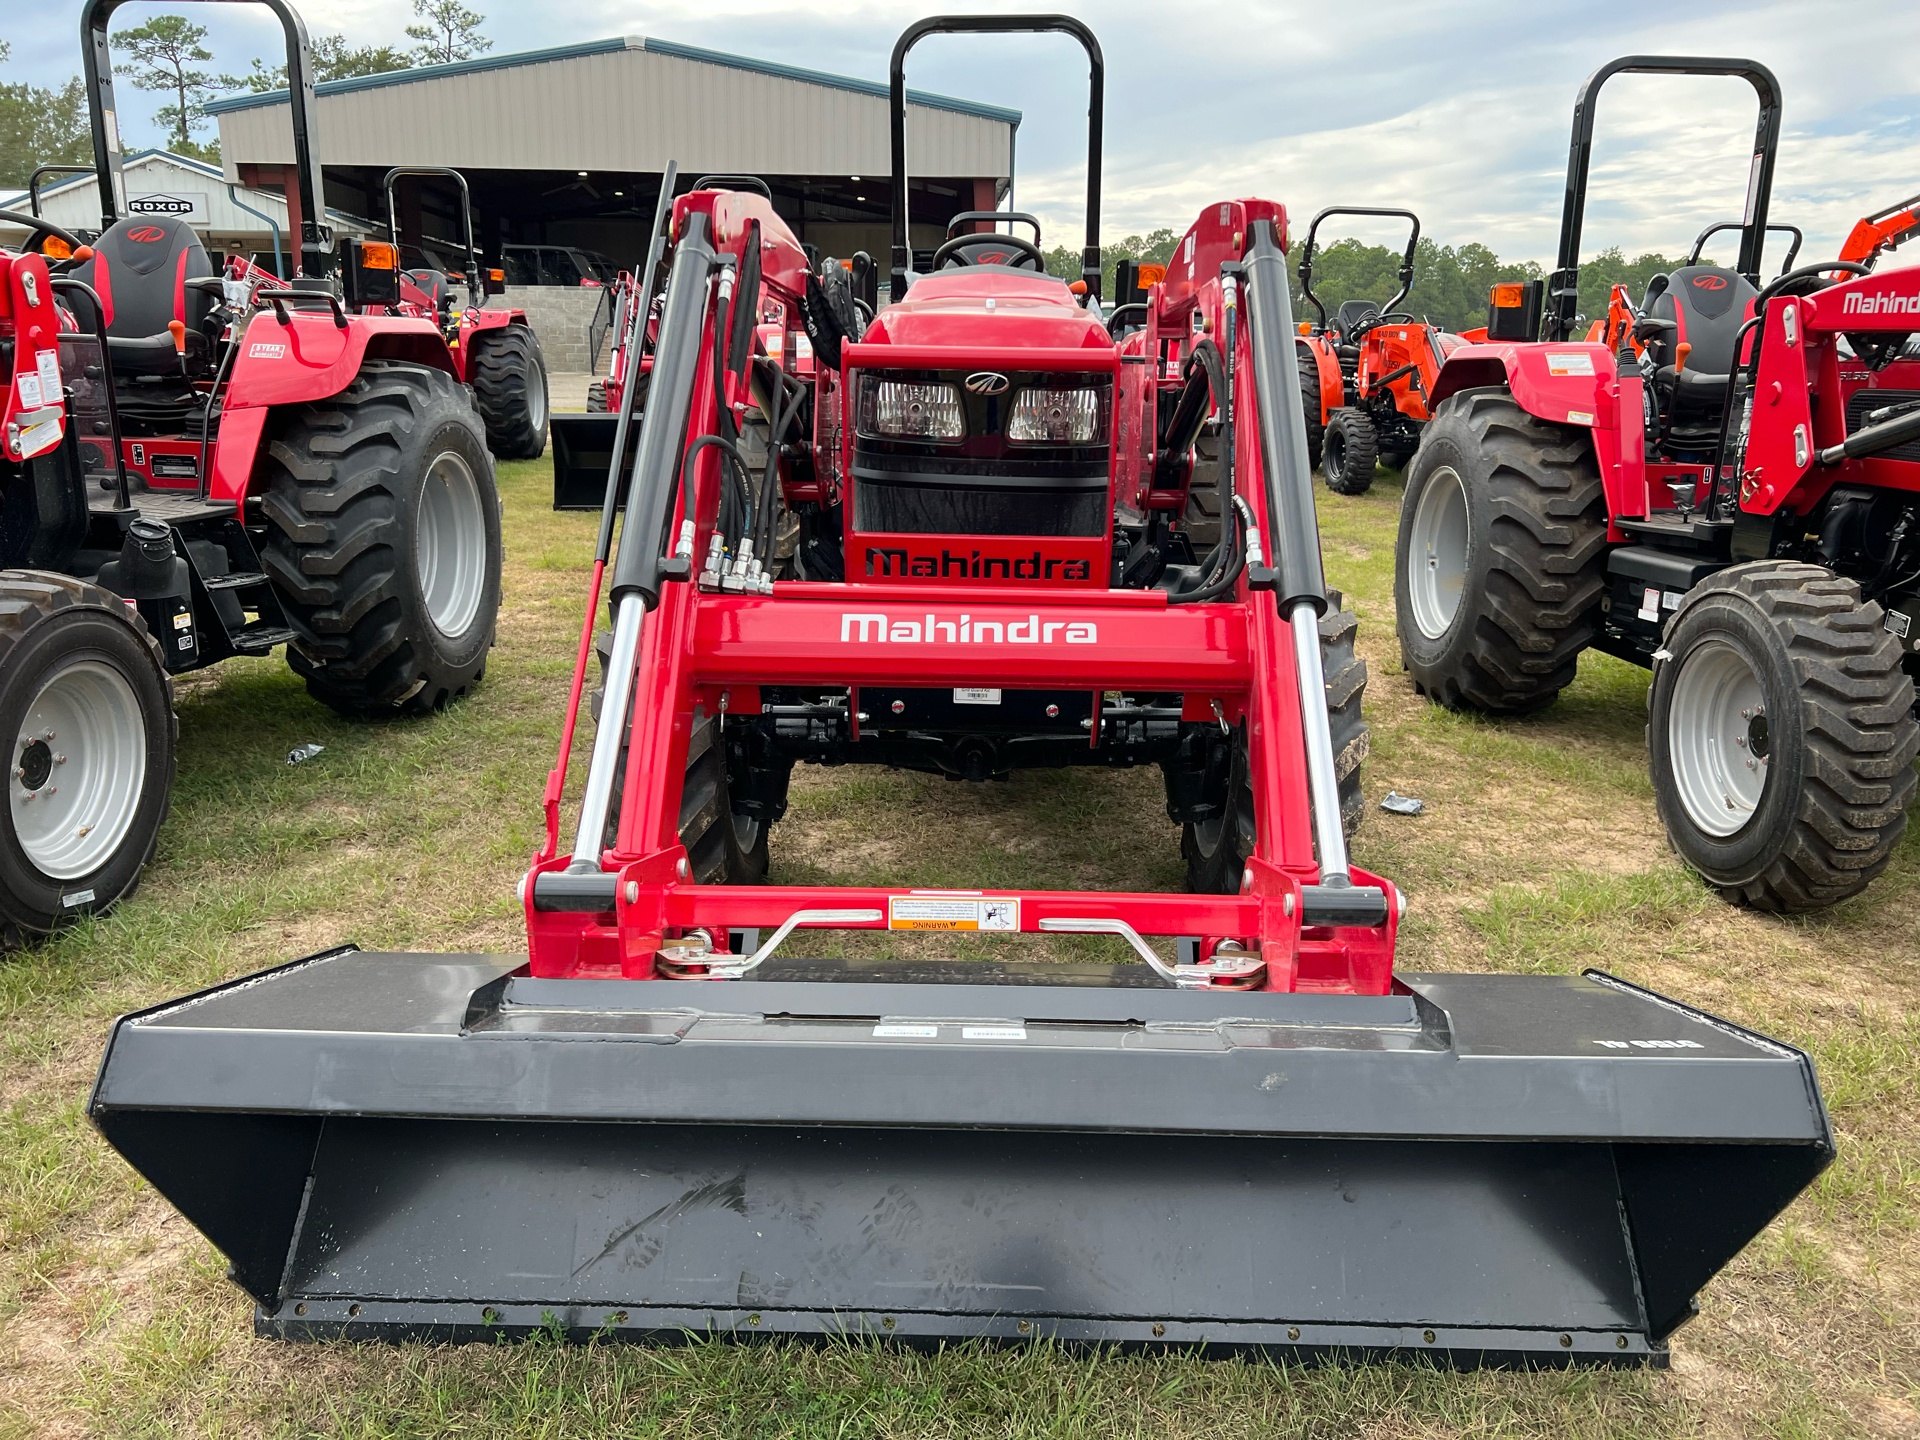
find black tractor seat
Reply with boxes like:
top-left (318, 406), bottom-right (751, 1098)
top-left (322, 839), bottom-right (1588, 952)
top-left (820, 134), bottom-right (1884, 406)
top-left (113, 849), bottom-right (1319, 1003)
top-left (1333, 299), bottom-right (1379, 338)
top-left (404, 268), bottom-right (455, 316)
top-left (68, 215), bottom-right (216, 381)
top-left (1639, 265), bottom-right (1757, 428)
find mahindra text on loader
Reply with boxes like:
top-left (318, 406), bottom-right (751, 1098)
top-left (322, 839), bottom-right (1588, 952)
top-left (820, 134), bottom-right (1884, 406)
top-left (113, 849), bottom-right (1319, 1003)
top-left (1397, 56), bottom-right (1920, 911)
top-left (0, 0), bottom-right (501, 945)
top-left (92, 19), bottom-right (1830, 1364)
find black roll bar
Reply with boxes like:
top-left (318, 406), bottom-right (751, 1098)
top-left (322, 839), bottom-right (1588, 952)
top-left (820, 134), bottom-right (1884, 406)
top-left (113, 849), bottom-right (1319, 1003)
top-left (81, 0), bottom-right (332, 279)
top-left (889, 15), bottom-right (1102, 302)
top-left (1687, 220), bottom-right (1802, 275)
top-left (28, 165), bottom-right (94, 218)
top-left (1547, 55), bottom-right (1781, 342)
top-left (383, 166), bottom-right (480, 309)
top-left (1297, 206), bottom-right (1421, 333)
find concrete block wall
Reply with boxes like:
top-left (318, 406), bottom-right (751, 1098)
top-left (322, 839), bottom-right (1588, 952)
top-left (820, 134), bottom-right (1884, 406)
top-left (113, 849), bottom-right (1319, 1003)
top-left (505, 285), bottom-right (610, 374)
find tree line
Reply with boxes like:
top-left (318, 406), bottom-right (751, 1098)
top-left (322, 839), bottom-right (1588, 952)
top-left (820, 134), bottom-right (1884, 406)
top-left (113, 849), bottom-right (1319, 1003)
top-left (0, 2), bottom-right (489, 181)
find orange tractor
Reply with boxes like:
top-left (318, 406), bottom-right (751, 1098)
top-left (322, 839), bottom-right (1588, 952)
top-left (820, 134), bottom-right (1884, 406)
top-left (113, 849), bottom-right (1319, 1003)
top-left (1295, 207), bottom-right (1462, 495)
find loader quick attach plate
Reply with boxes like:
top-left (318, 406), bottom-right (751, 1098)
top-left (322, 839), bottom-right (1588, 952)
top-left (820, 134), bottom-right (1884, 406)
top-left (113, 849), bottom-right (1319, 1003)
top-left (88, 948), bottom-right (1831, 1366)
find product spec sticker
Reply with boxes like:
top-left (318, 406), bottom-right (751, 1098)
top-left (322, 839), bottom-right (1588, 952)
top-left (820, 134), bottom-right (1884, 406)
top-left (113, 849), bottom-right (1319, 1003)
top-left (872, 1023), bottom-right (940, 1038)
top-left (961, 1025), bottom-right (1026, 1041)
top-left (1547, 351), bottom-right (1595, 376)
top-left (887, 895), bottom-right (1019, 931)
top-left (952, 688), bottom-right (1002, 704)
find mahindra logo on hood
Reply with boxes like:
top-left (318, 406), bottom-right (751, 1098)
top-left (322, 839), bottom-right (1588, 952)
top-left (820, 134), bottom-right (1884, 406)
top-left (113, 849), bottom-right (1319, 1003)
top-left (841, 611), bottom-right (1098, 644)
top-left (965, 372), bottom-right (1011, 395)
top-left (1691, 274), bottom-right (1729, 290)
top-left (1842, 289), bottom-right (1920, 315)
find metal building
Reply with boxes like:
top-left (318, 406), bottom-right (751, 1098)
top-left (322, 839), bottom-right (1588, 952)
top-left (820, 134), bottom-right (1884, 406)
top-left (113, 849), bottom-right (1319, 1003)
top-left (208, 35), bottom-right (1021, 275)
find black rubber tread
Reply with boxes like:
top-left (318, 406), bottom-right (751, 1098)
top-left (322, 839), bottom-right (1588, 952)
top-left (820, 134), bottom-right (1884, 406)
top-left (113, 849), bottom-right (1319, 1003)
top-left (1649, 561), bottom-right (1919, 912)
top-left (468, 323), bottom-right (549, 459)
top-left (680, 710), bottom-right (768, 884)
top-left (0, 571), bottom-right (175, 948)
top-left (1322, 408), bottom-right (1380, 496)
top-left (1394, 388), bottom-right (1608, 714)
top-left (585, 380), bottom-right (608, 414)
top-left (1381, 447), bottom-right (1417, 470)
top-left (1179, 432), bottom-right (1224, 553)
top-left (1184, 590), bottom-right (1369, 893)
top-left (259, 363), bottom-right (502, 717)
top-left (1297, 340), bottom-right (1326, 471)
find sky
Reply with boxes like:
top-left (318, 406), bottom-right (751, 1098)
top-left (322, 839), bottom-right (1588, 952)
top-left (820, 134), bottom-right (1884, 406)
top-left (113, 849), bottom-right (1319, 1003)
top-left (7, 0), bottom-right (1920, 269)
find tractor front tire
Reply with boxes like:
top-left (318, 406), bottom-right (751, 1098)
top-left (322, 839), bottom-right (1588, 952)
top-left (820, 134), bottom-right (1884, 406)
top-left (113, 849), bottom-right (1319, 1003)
top-left (1394, 388), bottom-right (1607, 713)
top-left (1297, 342), bottom-right (1326, 471)
top-left (681, 710), bottom-right (769, 884)
top-left (1322, 409), bottom-right (1379, 496)
top-left (469, 324), bottom-right (550, 459)
top-left (1649, 562), bottom-right (1919, 911)
top-left (1184, 590), bottom-right (1368, 893)
top-left (585, 380), bottom-right (608, 414)
top-left (261, 363), bottom-right (503, 717)
top-left (0, 574), bottom-right (174, 947)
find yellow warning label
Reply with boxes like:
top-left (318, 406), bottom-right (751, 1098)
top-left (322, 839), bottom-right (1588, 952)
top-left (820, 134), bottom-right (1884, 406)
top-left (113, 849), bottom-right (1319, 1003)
top-left (887, 896), bottom-right (1020, 931)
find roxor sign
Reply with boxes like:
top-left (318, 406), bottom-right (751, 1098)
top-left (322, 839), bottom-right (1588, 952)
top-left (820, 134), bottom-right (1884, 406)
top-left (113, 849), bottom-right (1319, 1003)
top-left (127, 191), bottom-right (208, 222)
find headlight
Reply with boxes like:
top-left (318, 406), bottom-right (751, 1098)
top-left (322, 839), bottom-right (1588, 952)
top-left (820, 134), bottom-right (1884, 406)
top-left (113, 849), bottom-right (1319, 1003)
top-left (1007, 386), bottom-right (1105, 444)
top-left (857, 377), bottom-right (965, 442)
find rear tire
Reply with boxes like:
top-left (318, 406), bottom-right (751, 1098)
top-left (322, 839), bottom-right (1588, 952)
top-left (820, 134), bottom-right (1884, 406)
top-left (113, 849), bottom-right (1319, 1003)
top-left (260, 363), bottom-right (502, 717)
top-left (681, 710), bottom-right (768, 884)
top-left (468, 324), bottom-right (549, 459)
top-left (585, 380), bottom-right (608, 414)
top-left (0, 574), bottom-right (174, 947)
top-left (1649, 562), bottom-right (1919, 911)
top-left (1394, 388), bottom-right (1607, 713)
top-left (1322, 409), bottom-right (1379, 495)
top-left (1184, 590), bottom-right (1368, 893)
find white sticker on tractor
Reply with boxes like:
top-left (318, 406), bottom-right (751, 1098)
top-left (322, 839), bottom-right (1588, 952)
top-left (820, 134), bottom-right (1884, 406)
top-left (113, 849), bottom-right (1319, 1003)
top-left (1593, 1038), bottom-right (1705, 1050)
top-left (872, 1023), bottom-right (939, 1038)
top-left (36, 348), bottom-right (60, 397)
top-left (1639, 587), bottom-right (1661, 622)
top-left (249, 342), bottom-right (287, 360)
top-left (1547, 351), bottom-right (1595, 376)
top-left (953, 688), bottom-right (1001, 704)
top-left (888, 896), bottom-right (1019, 931)
top-left (961, 1025), bottom-right (1027, 1041)
top-left (16, 372), bottom-right (42, 409)
top-left (61, 889), bottom-right (95, 908)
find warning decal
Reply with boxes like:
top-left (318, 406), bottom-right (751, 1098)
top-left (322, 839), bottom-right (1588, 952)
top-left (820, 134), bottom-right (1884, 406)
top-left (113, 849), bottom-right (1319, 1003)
top-left (1546, 351), bottom-right (1595, 377)
top-left (888, 895), bottom-right (1020, 931)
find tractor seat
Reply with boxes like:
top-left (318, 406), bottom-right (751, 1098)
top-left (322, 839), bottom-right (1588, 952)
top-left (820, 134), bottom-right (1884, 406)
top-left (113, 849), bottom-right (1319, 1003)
top-left (67, 215), bottom-right (216, 380)
top-left (1641, 265), bottom-right (1758, 421)
top-left (1334, 300), bottom-right (1379, 338)
top-left (405, 268), bottom-right (454, 315)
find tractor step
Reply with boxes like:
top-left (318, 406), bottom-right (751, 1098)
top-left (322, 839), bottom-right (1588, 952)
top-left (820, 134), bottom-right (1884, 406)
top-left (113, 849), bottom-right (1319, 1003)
top-left (229, 624), bottom-right (299, 654)
top-left (202, 570), bottom-right (269, 592)
top-left (90, 947), bottom-right (1831, 1364)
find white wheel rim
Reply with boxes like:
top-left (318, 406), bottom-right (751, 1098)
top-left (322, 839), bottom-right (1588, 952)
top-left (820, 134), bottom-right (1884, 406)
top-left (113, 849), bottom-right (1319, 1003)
top-left (415, 449), bottom-right (488, 638)
top-left (526, 352), bottom-right (548, 432)
top-left (1667, 637), bottom-right (1769, 838)
top-left (1408, 464), bottom-right (1469, 639)
top-left (11, 659), bottom-right (147, 880)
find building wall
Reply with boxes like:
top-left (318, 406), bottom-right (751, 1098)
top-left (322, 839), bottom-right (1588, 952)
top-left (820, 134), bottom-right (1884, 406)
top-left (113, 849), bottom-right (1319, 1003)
top-left (508, 285), bottom-right (610, 374)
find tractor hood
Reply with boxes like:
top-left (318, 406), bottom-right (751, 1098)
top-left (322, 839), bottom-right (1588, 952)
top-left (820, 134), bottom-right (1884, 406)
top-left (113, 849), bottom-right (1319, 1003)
top-left (868, 270), bottom-right (1112, 350)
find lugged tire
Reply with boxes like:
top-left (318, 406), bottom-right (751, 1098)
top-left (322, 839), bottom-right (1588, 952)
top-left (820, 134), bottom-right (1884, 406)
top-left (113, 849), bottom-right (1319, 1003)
top-left (1322, 408), bottom-right (1379, 496)
top-left (468, 323), bottom-right (549, 459)
top-left (681, 710), bottom-right (768, 884)
top-left (585, 380), bottom-right (608, 413)
top-left (0, 572), bottom-right (174, 947)
top-left (1184, 590), bottom-right (1369, 893)
top-left (1649, 561), bottom-right (1919, 911)
top-left (1297, 341), bottom-right (1326, 471)
top-left (1395, 387), bottom-right (1608, 713)
top-left (260, 363), bottom-right (502, 717)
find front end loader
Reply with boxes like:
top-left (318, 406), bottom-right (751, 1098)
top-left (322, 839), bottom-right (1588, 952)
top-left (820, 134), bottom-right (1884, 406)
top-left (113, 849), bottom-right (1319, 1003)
top-left (92, 18), bottom-right (1832, 1365)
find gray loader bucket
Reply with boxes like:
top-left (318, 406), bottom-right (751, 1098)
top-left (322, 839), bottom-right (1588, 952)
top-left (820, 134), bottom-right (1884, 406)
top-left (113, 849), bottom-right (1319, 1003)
top-left (550, 412), bottom-right (629, 511)
top-left (90, 948), bottom-right (1830, 1365)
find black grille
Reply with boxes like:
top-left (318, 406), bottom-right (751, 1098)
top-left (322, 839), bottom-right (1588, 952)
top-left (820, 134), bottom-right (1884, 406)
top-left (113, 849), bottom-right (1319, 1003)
top-left (855, 480), bottom-right (1107, 536)
top-left (1846, 389), bottom-right (1920, 464)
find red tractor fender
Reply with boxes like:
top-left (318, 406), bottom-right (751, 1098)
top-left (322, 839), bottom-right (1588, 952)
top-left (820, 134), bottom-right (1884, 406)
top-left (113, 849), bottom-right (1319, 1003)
top-left (1298, 333), bottom-right (1342, 424)
top-left (209, 309), bottom-right (459, 504)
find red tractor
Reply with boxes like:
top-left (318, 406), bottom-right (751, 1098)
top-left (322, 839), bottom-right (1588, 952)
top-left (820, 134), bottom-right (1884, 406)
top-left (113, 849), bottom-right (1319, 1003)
top-left (1396, 55), bottom-right (1919, 911)
top-left (377, 166), bottom-right (549, 459)
top-left (1295, 207), bottom-right (1463, 495)
top-left (0, 0), bottom-right (501, 944)
top-left (91, 17), bottom-right (1831, 1364)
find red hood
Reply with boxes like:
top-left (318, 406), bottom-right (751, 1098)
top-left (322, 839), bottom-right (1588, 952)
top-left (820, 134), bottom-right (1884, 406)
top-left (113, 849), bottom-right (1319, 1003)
top-left (866, 270), bottom-right (1110, 350)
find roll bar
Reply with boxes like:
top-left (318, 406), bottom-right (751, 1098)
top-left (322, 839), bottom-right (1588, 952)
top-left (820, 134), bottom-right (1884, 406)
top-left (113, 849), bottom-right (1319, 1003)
top-left (1687, 220), bottom-right (1802, 275)
top-left (889, 15), bottom-right (1102, 302)
top-left (383, 166), bottom-right (480, 308)
top-left (1297, 206), bottom-right (1421, 333)
top-left (1548, 55), bottom-right (1781, 343)
top-left (80, 0), bottom-right (331, 279)
top-left (27, 165), bottom-right (93, 218)
top-left (945, 210), bottom-right (1042, 242)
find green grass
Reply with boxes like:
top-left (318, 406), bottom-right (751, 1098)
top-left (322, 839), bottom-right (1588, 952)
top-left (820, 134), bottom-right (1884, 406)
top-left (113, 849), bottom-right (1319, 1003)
top-left (0, 457), bottom-right (1914, 1438)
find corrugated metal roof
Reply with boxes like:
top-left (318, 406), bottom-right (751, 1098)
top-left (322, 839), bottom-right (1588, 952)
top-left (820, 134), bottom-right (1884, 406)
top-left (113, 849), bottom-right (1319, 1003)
top-left (205, 35), bottom-right (1022, 127)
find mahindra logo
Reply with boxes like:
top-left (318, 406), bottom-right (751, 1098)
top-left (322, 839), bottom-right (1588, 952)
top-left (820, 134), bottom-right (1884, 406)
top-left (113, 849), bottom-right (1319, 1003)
top-left (965, 372), bottom-right (1011, 395)
top-left (126, 225), bottom-right (167, 243)
top-left (841, 611), bottom-right (1098, 644)
top-left (1691, 274), bottom-right (1728, 290)
top-left (1842, 289), bottom-right (1920, 315)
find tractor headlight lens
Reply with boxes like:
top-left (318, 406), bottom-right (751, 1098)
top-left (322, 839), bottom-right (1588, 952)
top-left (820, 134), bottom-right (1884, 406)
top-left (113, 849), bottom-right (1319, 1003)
top-left (1007, 386), bottom-right (1105, 445)
top-left (857, 377), bottom-right (965, 442)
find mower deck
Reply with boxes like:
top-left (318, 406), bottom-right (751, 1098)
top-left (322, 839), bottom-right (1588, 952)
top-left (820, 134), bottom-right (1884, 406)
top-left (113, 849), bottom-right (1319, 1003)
top-left (91, 946), bottom-right (1830, 1364)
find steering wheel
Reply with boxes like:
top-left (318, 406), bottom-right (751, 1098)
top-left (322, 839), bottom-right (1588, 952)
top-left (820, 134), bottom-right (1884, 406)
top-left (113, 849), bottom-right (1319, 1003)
top-left (1345, 309), bottom-right (1415, 342)
top-left (0, 209), bottom-right (89, 270)
top-left (929, 232), bottom-right (1047, 272)
top-left (1755, 260), bottom-right (1870, 307)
